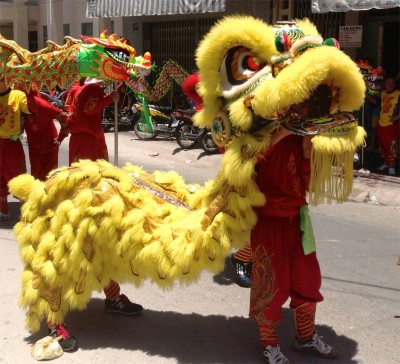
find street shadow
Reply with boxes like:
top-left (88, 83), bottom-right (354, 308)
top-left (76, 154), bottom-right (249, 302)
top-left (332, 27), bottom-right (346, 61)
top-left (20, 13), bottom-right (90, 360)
top-left (24, 302), bottom-right (358, 363)
top-left (0, 201), bottom-right (21, 230)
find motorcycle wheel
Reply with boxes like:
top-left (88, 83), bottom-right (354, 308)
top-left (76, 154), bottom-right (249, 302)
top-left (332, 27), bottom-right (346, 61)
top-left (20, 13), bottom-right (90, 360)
top-left (133, 116), bottom-right (158, 140)
top-left (201, 131), bottom-right (219, 154)
top-left (175, 121), bottom-right (199, 149)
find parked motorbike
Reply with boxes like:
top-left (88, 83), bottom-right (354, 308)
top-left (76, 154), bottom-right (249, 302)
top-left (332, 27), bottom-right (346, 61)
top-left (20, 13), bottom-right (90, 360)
top-left (132, 102), bottom-right (184, 140)
top-left (102, 87), bottom-right (138, 132)
top-left (174, 110), bottom-right (219, 154)
top-left (102, 106), bottom-right (138, 132)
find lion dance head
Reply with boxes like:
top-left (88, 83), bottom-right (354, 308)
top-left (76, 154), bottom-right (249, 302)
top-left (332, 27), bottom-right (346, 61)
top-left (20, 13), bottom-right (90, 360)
top-left (194, 16), bottom-right (366, 204)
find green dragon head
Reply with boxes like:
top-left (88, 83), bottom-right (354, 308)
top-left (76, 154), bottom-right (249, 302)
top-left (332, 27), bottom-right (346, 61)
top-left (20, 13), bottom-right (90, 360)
top-left (0, 31), bottom-right (153, 92)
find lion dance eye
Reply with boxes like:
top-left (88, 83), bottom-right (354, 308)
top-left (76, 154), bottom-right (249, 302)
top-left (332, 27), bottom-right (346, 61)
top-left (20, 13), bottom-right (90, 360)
top-left (220, 46), bottom-right (265, 88)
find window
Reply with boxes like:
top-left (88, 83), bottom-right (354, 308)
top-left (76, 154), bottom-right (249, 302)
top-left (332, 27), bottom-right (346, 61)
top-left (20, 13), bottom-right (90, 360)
top-left (81, 22), bottom-right (93, 36)
top-left (63, 24), bottom-right (70, 37)
top-left (28, 31), bottom-right (38, 52)
top-left (43, 25), bottom-right (48, 46)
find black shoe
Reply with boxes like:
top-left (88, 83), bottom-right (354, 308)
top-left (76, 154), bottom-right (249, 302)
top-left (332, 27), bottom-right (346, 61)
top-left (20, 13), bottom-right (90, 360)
top-left (105, 294), bottom-right (143, 315)
top-left (49, 324), bottom-right (78, 352)
top-left (230, 255), bottom-right (252, 287)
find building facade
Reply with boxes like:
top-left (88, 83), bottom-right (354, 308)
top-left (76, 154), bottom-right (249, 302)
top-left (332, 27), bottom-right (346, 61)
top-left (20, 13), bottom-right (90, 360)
top-left (0, 0), bottom-right (398, 78)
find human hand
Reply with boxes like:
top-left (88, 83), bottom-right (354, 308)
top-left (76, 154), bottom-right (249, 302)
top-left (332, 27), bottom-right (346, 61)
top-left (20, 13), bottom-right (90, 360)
top-left (110, 91), bottom-right (120, 103)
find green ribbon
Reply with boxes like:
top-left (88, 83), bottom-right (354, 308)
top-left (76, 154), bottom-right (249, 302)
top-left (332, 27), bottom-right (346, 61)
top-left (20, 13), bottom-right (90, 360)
top-left (300, 205), bottom-right (316, 255)
top-left (11, 134), bottom-right (21, 141)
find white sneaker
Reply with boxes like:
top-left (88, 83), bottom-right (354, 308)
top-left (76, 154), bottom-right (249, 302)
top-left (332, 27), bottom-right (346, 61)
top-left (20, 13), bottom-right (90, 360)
top-left (293, 332), bottom-right (339, 359)
top-left (263, 345), bottom-right (290, 364)
top-left (377, 163), bottom-right (389, 171)
top-left (0, 212), bottom-right (11, 221)
top-left (388, 168), bottom-right (396, 175)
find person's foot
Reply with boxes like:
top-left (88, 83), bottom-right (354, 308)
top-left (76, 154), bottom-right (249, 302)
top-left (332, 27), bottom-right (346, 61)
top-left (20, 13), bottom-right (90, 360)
top-left (0, 212), bottom-right (11, 221)
top-left (377, 163), bottom-right (389, 171)
top-left (105, 294), bottom-right (143, 315)
top-left (230, 255), bottom-right (252, 287)
top-left (263, 345), bottom-right (290, 364)
top-left (49, 324), bottom-right (78, 352)
top-left (293, 331), bottom-right (339, 359)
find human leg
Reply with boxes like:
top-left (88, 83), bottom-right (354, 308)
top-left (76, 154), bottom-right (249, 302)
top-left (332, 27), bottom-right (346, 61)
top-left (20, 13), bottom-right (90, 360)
top-left (104, 281), bottom-right (143, 315)
top-left (288, 217), bottom-right (338, 359)
top-left (376, 124), bottom-right (399, 173)
top-left (0, 138), bottom-right (26, 217)
top-left (231, 242), bottom-right (252, 287)
top-left (47, 322), bottom-right (78, 352)
top-left (250, 216), bottom-right (293, 363)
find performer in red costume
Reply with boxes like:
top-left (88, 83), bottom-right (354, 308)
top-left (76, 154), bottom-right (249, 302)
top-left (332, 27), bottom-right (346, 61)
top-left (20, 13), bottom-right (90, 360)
top-left (48, 79), bottom-right (143, 353)
top-left (182, 72), bottom-right (203, 110)
top-left (0, 77), bottom-right (38, 221)
top-left (24, 90), bottom-right (69, 181)
top-left (376, 77), bottom-right (400, 175)
top-left (250, 127), bottom-right (339, 364)
top-left (66, 79), bottom-right (116, 163)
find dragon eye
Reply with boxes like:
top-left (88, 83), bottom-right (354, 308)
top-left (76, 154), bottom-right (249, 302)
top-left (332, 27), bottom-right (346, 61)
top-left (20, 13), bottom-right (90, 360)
top-left (220, 46), bottom-right (265, 87)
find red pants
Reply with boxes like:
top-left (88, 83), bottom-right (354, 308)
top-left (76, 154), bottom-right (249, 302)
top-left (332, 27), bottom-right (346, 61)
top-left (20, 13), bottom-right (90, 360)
top-left (249, 214), bottom-right (323, 326)
top-left (69, 132), bottom-right (108, 164)
top-left (377, 123), bottom-right (399, 167)
top-left (0, 138), bottom-right (26, 196)
top-left (29, 148), bottom-right (59, 181)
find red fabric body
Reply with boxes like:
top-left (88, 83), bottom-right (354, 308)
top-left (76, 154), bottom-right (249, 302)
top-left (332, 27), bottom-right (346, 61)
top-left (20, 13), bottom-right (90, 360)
top-left (24, 96), bottom-right (63, 180)
top-left (0, 138), bottom-right (26, 196)
top-left (255, 135), bottom-right (309, 217)
top-left (377, 122), bottom-right (399, 167)
top-left (67, 83), bottom-right (112, 164)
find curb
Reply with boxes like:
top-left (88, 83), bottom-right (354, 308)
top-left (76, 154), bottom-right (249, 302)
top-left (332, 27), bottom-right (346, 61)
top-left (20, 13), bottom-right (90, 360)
top-left (349, 170), bottom-right (400, 207)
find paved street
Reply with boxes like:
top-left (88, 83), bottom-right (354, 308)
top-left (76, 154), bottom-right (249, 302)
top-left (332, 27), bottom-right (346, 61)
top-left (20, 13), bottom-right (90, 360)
top-left (1, 131), bottom-right (399, 364)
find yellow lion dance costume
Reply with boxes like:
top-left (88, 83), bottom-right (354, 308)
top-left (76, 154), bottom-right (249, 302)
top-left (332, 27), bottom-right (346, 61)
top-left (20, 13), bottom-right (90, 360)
top-left (9, 16), bottom-right (365, 334)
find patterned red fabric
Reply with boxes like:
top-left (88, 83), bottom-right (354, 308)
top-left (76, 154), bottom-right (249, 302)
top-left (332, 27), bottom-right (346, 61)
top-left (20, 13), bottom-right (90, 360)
top-left (255, 135), bottom-right (309, 217)
top-left (67, 83), bottom-right (113, 164)
top-left (0, 138), bottom-right (26, 198)
top-left (249, 215), bottom-right (323, 324)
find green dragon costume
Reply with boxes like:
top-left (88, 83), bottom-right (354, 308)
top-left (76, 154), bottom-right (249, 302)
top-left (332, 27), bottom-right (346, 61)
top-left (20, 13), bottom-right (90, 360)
top-left (0, 30), bottom-right (152, 92)
top-left (6, 17), bottom-right (366, 338)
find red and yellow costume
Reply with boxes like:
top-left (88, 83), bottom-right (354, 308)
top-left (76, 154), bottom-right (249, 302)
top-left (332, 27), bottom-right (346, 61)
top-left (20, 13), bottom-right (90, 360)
top-left (377, 88), bottom-right (400, 168)
top-left (250, 134), bottom-right (322, 346)
top-left (0, 89), bottom-right (31, 214)
top-left (67, 82), bottom-right (113, 164)
top-left (24, 95), bottom-right (68, 181)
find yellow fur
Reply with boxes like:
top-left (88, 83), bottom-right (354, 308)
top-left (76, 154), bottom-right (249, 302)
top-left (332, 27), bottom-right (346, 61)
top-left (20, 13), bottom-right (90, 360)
top-left (9, 16), bottom-right (366, 332)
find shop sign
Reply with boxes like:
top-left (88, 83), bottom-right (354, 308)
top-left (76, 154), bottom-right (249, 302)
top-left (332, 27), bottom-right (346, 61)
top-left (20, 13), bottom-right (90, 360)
top-left (339, 25), bottom-right (363, 48)
top-left (312, 0), bottom-right (400, 13)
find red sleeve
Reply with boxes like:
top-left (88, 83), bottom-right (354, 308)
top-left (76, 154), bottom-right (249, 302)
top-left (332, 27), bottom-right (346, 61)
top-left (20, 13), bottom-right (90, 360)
top-left (35, 96), bottom-right (62, 118)
top-left (84, 95), bottom-right (114, 114)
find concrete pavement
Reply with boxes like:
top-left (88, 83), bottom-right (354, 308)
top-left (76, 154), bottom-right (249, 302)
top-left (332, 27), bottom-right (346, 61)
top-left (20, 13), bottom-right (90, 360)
top-left (350, 170), bottom-right (400, 207)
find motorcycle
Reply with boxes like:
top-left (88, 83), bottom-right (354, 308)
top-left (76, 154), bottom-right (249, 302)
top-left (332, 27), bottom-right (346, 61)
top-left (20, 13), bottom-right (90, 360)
top-left (102, 105), bottom-right (138, 132)
top-left (174, 110), bottom-right (219, 154)
top-left (102, 87), bottom-right (138, 132)
top-left (132, 101), bottom-right (184, 140)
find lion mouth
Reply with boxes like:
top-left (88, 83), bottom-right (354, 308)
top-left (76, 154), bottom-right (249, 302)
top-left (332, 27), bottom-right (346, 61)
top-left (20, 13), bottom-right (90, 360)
top-left (254, 84), bottom-right (358, 136)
